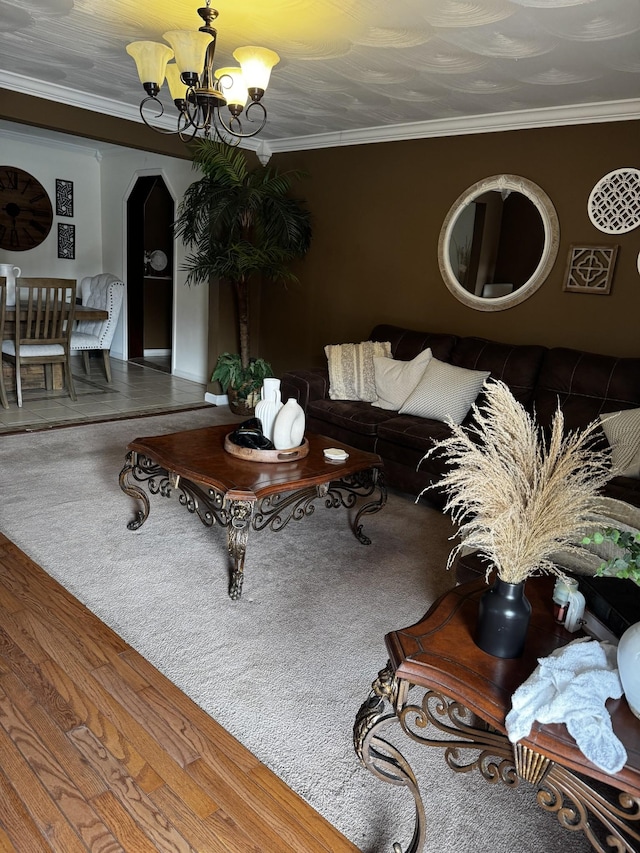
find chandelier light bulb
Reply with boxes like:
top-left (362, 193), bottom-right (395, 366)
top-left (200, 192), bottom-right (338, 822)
top-left (163, 30), bottom-right (213, 80)
top-left (214, 67), bottom-right (249, 109)
top-left (126, 41), bottom-right (174, 96)
top-left (233, 46), bottom-right (280, 97)
top-left (165, 63), bottom-right (189, 104)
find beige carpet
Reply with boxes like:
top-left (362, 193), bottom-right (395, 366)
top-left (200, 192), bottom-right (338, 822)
top-left (0, 408), bottom-right (592, 853)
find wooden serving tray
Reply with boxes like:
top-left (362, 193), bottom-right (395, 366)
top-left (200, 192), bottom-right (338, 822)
top-left (224, 434), bottom-right (310, 463)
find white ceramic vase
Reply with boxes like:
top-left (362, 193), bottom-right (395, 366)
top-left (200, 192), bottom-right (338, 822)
top-left (255, 378), bottom-right (282, 443)
top-left (273, 397), bottom-right (305, 450)
top-left (0, 263), bottom-right (21, 307)
top-left (617, 621), bottom-right (640, 720)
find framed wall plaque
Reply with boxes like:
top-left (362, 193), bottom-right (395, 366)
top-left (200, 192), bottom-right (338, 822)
top-left (57, 222), bottom-right (75, 259)
top-left (55, 178), bottom-right (74, 217)
top-left (563, 245), bottom-right (618, 295)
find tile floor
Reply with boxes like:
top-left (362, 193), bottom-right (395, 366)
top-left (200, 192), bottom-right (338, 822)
top-left (0, 355), bottom-right (210, 435)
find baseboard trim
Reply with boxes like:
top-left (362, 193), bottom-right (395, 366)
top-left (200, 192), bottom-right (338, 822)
top-left (205, 392), bottom-right (228, 406)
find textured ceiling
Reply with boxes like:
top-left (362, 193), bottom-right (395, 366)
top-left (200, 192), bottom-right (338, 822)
top-left (0, 0), bottom-right (639, 153)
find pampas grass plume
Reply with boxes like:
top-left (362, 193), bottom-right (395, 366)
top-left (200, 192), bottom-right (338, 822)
top-left (421, 380), bottom-right (612, 584)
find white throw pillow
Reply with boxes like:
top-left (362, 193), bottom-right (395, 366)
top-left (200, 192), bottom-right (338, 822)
top-left (600, 407), bottom-right (640, 478)
top-left (399, 357), bottom-right (490, 424)
top-left (372, 348), bottom-right (433, 410)
top-left (325, 340), bottom-right (391, 401)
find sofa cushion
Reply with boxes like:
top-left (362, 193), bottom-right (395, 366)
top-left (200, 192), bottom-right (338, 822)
top-left (399, 357), bottom-right (490, 424)
top-left (325, 340), bottom-right (391, 402)
top-left (533, 348), bottom-right (640, 430)
top-left (600, 407), bottom-right (640, 478)
top-left (372, 348), bottom-right (432, 410)
top-left (449, 336), bottom-right (547, 407)
top-left (307, 398), bottom-right (398, 437)
top-left (377, 413), bottom-right (454, 452)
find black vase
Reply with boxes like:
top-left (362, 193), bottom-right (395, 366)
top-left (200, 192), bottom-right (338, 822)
top-left (475, 577), bottom-right (532, 659)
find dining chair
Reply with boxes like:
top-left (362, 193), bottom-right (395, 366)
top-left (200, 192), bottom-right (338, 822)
top-left (0, 278), bottom-right (8, 409)
top-left (1, 278), bottom-right (77, 407)
top-left (70, 274), bottom-right (125, 383)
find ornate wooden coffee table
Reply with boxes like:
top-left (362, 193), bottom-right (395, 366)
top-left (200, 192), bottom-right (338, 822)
top-left (119, 424), bottom-right (386, 600)
top-left (354, 577), bottom-right (640, 853)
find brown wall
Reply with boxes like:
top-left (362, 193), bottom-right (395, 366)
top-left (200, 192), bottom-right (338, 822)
top-left (1, 90), bottom-right (191, 159)
top-left (261, 120), bottom-right (640, 376)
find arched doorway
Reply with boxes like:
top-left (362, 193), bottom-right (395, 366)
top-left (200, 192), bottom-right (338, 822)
top-left (126, 175), bottom-right (174, 371)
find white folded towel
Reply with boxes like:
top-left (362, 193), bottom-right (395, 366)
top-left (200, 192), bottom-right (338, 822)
top-left (505, 637), bottom-right (627, 774)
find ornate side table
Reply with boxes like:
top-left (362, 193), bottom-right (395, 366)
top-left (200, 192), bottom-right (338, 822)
top-left (354, 577), bottom-right (640, 852)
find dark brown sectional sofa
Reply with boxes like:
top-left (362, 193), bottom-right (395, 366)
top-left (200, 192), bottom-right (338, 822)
top-left (280, 324), bottom-right (640, 508)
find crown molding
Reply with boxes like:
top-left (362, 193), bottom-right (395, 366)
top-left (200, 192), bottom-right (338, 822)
top-left (264, 98), bottom-right (640, 154)
top-left (0, 70), bottom-right (151, 127)
top-left (1, 69), bottom-right (638, 157)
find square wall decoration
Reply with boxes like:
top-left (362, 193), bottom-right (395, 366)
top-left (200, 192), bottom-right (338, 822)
top-left (563, 245), bottom-right (618, 295)
top-left (57, 223), bottom-right (75, 259)
top-left (55, 179), bottom-right (74, 217)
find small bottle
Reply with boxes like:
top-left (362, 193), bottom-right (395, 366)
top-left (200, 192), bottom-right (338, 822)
top-left (552, 578), bottom-right (570, 624)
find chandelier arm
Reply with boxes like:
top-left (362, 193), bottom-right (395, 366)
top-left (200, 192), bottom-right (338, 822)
top-left (182, 89), bottom-right (214, 132)
top-left (177, 112), bottom-right (201, 142)
top-left (214, 101), bottom-right (268, 140)
top-left (139, 96), bottom-right (188, 136)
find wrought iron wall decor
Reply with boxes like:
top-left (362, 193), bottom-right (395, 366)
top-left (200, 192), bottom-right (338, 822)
top-left (563, 245), bottom-right (618, 295)
top-left (57, 222), bottom-right (75, 259)
top-left (588, 168), bottom-right (640, 234)
top-left (55, 178), bottom-right (74, 217)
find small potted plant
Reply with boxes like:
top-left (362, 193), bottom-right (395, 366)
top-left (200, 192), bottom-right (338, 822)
top-left (211, 352), bottom-right (273, 416)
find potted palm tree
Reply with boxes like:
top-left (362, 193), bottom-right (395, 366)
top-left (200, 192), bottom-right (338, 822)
top-left (174, 140), bottom-right (312, 414)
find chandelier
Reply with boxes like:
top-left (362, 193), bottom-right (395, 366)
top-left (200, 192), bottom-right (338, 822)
top-left (126, 0), bottom-right (279, 143)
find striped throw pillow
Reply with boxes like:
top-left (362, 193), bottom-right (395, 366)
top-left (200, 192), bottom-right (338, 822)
top-left (325, 340), bottom-right (391, 401)
top-left (399, 357), bottom-right (490, 424)
top-left (600, 408), bottom-right (640, 478)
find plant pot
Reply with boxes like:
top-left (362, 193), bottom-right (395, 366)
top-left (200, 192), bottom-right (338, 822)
top-left (227, 387), bottom-right (259, 416)
top-left (475, 577), bottom-right (532, 659)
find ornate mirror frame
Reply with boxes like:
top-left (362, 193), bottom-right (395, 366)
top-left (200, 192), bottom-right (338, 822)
top-left (437, 174), bottom-right (560, 312)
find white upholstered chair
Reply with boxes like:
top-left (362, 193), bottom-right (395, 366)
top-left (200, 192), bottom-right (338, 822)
top-left (70, 274), bottom-right (125, 383)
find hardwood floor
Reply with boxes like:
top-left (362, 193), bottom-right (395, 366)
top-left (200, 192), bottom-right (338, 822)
top-left (0, 533), bottom-right (360, 852)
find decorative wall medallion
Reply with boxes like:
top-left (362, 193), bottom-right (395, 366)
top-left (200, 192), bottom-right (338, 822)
top-left (0, 166), bottom-right (53, 250)
top-left (55, 178), bottom-right (74, 217)
top-left (563, 245), bottom-right (618, 295)
top-left (57, 222), bottom-right (75, 259)
top-left (588, 168), bottom-right (640, 234)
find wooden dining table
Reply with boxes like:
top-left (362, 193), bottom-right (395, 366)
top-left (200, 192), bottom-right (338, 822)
top-left (5, 304), bottom-right (109, 323)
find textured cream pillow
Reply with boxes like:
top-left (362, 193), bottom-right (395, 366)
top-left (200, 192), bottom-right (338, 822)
top-left (325, 340), bottom-right (391, 401)
top-left (372, 348), bottom-right (433, 410)
top-left (399, 357), bottom-right (490, 424)
top-left (600, 407), bottom-right (640, 478)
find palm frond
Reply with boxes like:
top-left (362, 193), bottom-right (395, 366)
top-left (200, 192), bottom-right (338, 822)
top-left (191, 140), bottom-right (248, 185)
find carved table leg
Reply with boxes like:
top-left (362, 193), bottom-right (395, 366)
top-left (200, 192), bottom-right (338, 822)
top-left (225, 498), bottom-right (255, 600)
top-left (354, 664), bottom-right (426, 853)
top-left (119, 450), bottom-right (151, 530)
top-left (352, 469), bottom-right (387, 544)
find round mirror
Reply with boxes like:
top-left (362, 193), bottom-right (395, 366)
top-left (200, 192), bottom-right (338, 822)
top-left (438, 174), bottom-right (560, 311)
